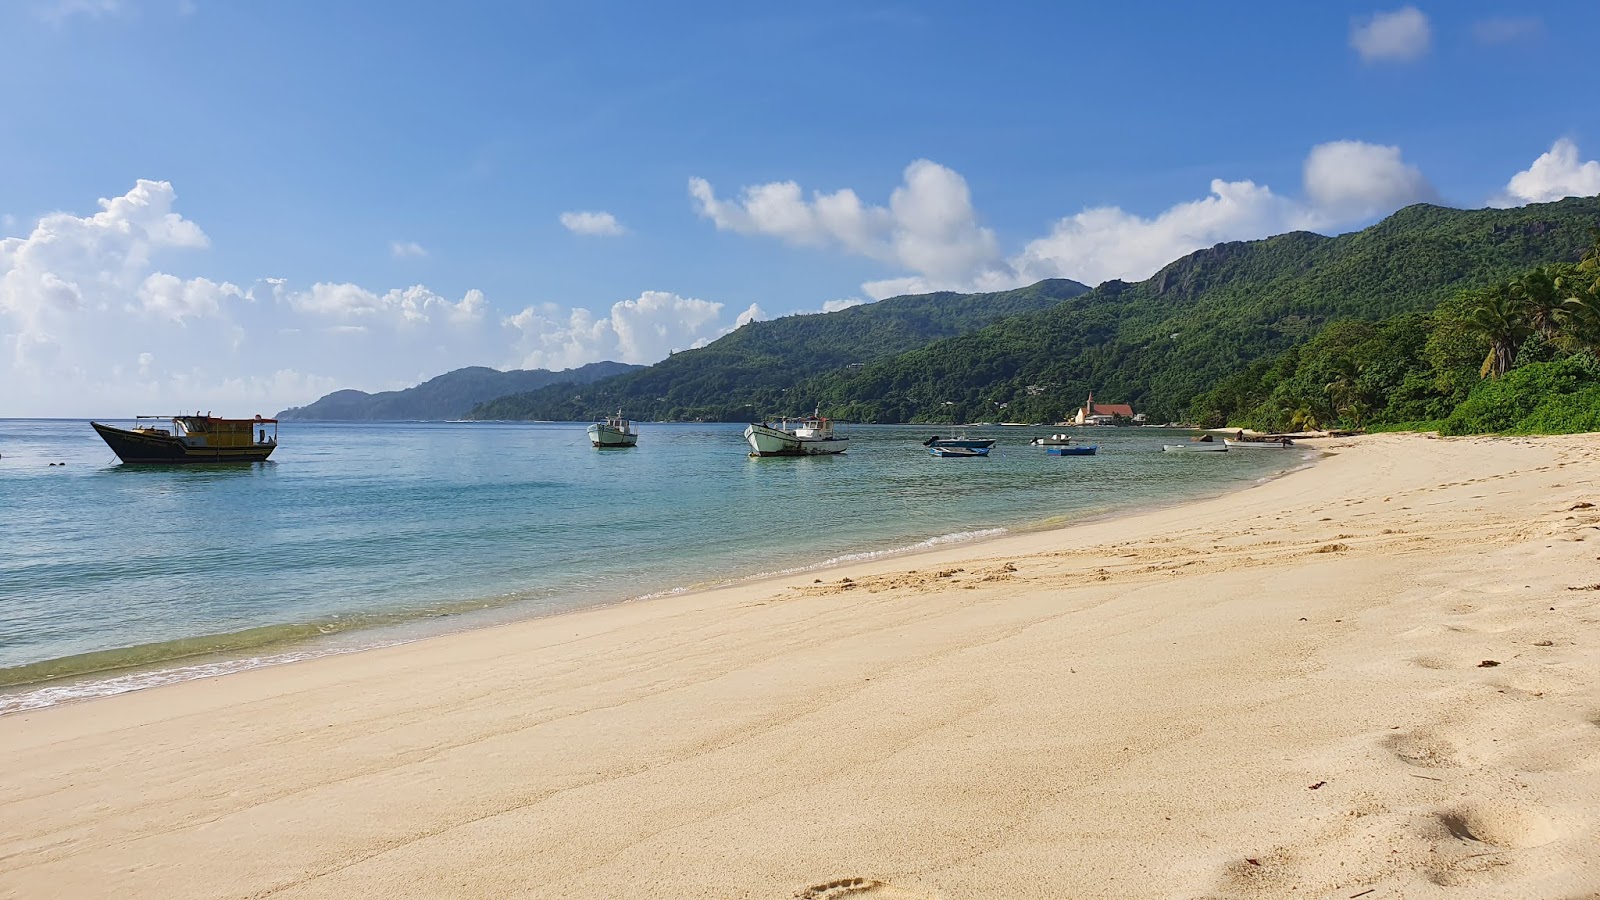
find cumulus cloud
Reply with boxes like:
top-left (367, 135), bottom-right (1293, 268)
top-left (691, 159), bottom-right (1003, 297)
top-left (504, 290), bottom-right (734, 370)
top-left (282, 282), bottom-right (486, 325)
top-left (1011, 180), bottom-right (1313, 289)
top-left (1472, 17), bottom-right (1542, 45)
top-left (0, 179), bottom-right (209, 337)
top-left (696, 142), bottom-right (1441, 295)
top-left (1303, 140), bottom-right (1438, 219)
top-left (390, 240), bottom-right (428, 259)
top-left (0, 180), bottom-right (507, 417)
top-left (1494, 139), bottom-right (1600, 206)
top-left (136, 273), bottom-right (245, 321)
top-left (559, 210), bottom-right (626, 236)
top-left (821, 297), bottom-right (866, 313)
top-left (1350, 7), bottom-right (1431, 63)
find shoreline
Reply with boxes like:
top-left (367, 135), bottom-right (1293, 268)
top-left (0, 449), bottom-right (1314, 713)
top-left (5, 432), bottom-right (1597, 898)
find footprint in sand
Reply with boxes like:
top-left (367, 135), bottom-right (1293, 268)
top-left (793, 877), bottom-right (930, 899)
top-left (1383, 728), bottom-right (1461, 768)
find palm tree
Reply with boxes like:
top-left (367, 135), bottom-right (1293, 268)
top-left (1289, 406), bottom-right (1321, 433)
top-left (1510, 268), bottom-right (1571, 340)
top-left (1466, 283), bottom-right (1531, 379)
top-left (1323, 356), bottom-right (1364, 411)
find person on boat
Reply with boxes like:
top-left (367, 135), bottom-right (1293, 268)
top-left (1236, 430), bottom-right (1245, 442)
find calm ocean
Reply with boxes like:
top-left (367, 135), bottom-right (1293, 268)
top-left (0, 419), bottom-right (1307, 711)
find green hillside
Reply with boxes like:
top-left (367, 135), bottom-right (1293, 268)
top-left (277, 361), bottom-right (641, 421)
top-left (801, 198), bottom-right (1600, 424)
top-left (467, 278), bottom-right (1089, 421)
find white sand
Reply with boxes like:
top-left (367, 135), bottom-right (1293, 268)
top-left (2, 433), bottom-right (1598, 899)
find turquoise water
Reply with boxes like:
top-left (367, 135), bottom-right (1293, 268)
top-left (0, 419), bottom-right (1307, 710)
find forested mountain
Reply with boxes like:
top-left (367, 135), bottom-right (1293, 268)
top-left (277, 361), bottom-right (640, 421)
top-left (798, 197), bottom-right (1600, 424)
top-left (467, 278), bottom-right (1089, 420)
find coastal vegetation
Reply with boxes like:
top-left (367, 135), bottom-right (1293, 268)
top-left (1190, 227), bottom-right (1600, 435)
top-left (467, 279), bottom-right (1088, 421)
top-left (416, 198), bottom-right (1600, 435)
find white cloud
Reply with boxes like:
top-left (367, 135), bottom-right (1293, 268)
top-left (390, 240), bottom-right (428, 259)
top-left (734, 303), bottom-right (765, 327)
top-left (559, 210), bottom-right (626, 236)
top-left (1350, 7), bottom-right (1431, 63)
top-left (1303, 140), bottom-right (1438, 219)
top-left (0, 179), bottom-right (207, 337)
top-left (691, 159), bottom-right (1002, 295)
top-left (1472, 17), bottom-right (1542, 45)
top-left (1010, 179), bottom-right (1313, 289)
top-left (1494, 139), bottom-right (1600, 207)
top-left (282, 283), bottom-right (485, 325)
top-left (0, 180), bottom-right (506, 417)
top-left (136, 273), bottom-right (244, 321)
top-left (821, 297), bottom-right (866, 313)
top-left (695, 141), bottom-right (1441, 295)
top-left (504, 290), bottom-right (733, 370)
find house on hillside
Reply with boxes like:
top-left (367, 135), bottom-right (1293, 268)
top-left (1073, 392), bottom-right (1141, 425)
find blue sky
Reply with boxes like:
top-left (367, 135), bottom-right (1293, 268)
top-left (2, 1), bottom-right (1598, 416)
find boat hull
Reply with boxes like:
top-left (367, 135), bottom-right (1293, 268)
top-left (1162, 443), bottom-right (1228, 453)
top-left (929, 446), bottom-right (989, 457)
top-left (1223, 439), bottom-right (1293, 449)
top-left (744, 423), bottom-right (848, 457)
top-left (587, 424), bottom-right (638, 448)
top-left (1046, 446), bottom-right (1097, 456)
top-left (92, 422), bottom-right (276, 464)
top-left (927, 438), bottom-right (996, 450)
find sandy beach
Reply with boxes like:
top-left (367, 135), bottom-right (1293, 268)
top-left (2, 432), bottom-right (1598, 899)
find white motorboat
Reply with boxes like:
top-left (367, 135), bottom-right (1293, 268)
top-left (1162, 439), bottom-right (1228, 452)
top-left (1029, 433), bottom-right (1075, 446)
top-left (587, 411), bottom-right (638, 448)
top-left (1224, 438), bottom-right (1295, 449)
top-left (745, 410), bottom-right (848, 456)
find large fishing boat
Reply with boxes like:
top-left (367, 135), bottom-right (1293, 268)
top-left (744, 410), bottom-right (848, 457)
top-left (91, 414), bottom-right (279, 464)
top-left (587, 411), bottom-right (638, 448)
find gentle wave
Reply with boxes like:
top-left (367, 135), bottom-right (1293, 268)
top-left (751, 527), bottom-right (1008, 578)
top-left (0, 528), bottom-right (1010, 714)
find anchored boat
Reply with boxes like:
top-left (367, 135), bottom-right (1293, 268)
top-left (928, 445), bottom-right (990, 458)
top-left (744, 410), bottom-right (848, 457)
top-left (922, 435), bottom-right (996, 451)
top-left (587, 411), bottom-right (638, 448)
top-left (91, 414), bottom-right (278, 464)
top-left (1046, 445), bottom-right (1098, 456)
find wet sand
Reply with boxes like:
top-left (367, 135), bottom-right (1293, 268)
top-left (2, 432), bottom-right (1598, 899)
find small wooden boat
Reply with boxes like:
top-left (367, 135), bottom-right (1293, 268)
top-left (587, 411), bottom-right (638, 448)
top-left (91, 414), bottom-right (278, 464)
top-left (1224, 437), bottom-right (1295, 449)
top-left (929, 445), bottom-right (989, 458)
top-left (745, 409), bottom-right (848, 456)
top-left (923, 435), bottom-right (996, 450)
top-left (1162, 442), bottom-right (1228, 452)
top-left (1046, 445), bottom-right (1097, 456)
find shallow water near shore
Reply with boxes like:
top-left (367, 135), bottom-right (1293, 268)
top-left (0, 419), bottom-right (1305, 710)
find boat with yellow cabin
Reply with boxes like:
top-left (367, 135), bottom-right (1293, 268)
top-left (91, 414), bottom-right (279, 464)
